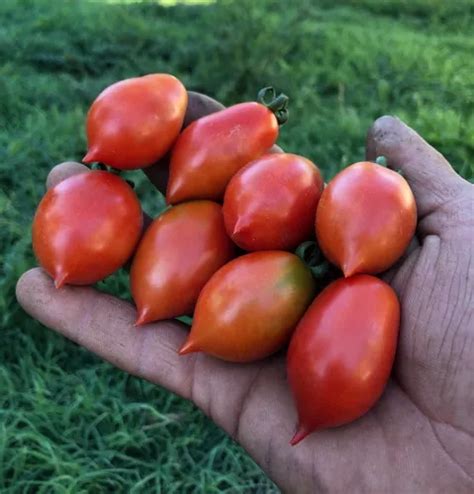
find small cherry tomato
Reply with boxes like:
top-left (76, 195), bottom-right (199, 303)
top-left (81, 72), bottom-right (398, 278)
top-left (287, 275), bottom-right (400, 445)
top-left (33, 171), bottom-right (142, 287)
top-left (166, 87), bottom-right (289, 204)
top-left (83, 74), bottom-right (187, 170)
top-left (315, 161), bottom-right (417, 277)
top-left (223, 153), bottom-right (323, 251)
top-left (131, 201), bottom-right (234, 324)
top-left (179, 251), bottom-right (315, 363)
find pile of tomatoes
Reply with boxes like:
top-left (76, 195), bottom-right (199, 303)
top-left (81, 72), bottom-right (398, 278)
top-left (32, 73), bottom-right (417, 445)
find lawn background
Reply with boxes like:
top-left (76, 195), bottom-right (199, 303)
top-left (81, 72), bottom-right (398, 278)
top-left (1, 0), bottom-right (473, 492)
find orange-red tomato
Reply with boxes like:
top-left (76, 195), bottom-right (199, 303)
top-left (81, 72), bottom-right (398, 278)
top-left (166, 88), bottom-right (288, 203)
top-left (287, 275), bottom-right (400, 445)
top-left (179, 251), bottom-right (316, 362)
top-left (32, 171), bottom-right (142, 287)
top-left (223, 153), bottom-right (323, 251)
top-left (316, 161), bottom-right (416, 277)
top-left (83, 74), bottom-right (187, 170)
top-left (131, 201), bottom-right (234, 324)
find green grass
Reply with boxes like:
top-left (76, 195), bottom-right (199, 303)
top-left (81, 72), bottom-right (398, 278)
top-left (1, 0), bottom-right (473, 491)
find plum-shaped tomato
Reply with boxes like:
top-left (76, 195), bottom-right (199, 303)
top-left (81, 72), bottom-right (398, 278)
top-left (33, 171), bottom-right (142, 288)
top-left (179, 251), bottom-right (316, 363)
top-left (83, 74), bottom-right (187, 170)
top-left (223, 153), bottom-right (323, 251)
top-left (131, 201), bottom-right (234, 324)
top-left (287, 275), bottom-right (400, 445)
top-left (316, 161), bottom-right (417, 277)
top-left (166, 87), bottom-right (289, 204)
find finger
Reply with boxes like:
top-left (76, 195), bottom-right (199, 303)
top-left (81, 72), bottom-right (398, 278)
top-left (269, 144), bottom-right (284, 154)
top-left (143, 91), bottom-right (225, 192)
top-left (16, 268), bottom-right (299, 487)
top-left (46, 161), bottom-right (90, 189)
top-left (183, 91), bottom-right (225, 128)
top-left (15, 271), bottom-right (292, 485)
top-left (16, 268), bottom-right (195, 396)
top-left (366, 116), bottom-right (467, 221)
top-left (15, 268), bottom-right (266, 437)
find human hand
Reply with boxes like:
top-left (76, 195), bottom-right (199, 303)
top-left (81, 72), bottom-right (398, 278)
top-left (16, 93), bottom-right (473, 492)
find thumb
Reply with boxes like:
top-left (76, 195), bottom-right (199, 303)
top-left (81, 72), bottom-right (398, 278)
top-left (366, 116), bottom-right (468, 228)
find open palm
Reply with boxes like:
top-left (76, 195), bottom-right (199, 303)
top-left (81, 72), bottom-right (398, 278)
top-left (17, 94), bottom-right (473, 493)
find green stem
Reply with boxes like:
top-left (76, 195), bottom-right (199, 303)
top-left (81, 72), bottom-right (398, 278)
top-left (91, 163), bottom-right (107, 171)
top-left (295, 240), bottom-right (320, 264)
top-left (107, 166), bottom-right (122, 176)
top-left (295, 240), bottom-right (330, 279)
top-left (309, 260), bottom-right (330, 279)
top-left (257, 86), bottom-right (289, 125)
top-left (375, 155), bottom-right (387, 167)
top-left (376, 156), bottom-right (404, 176)
top-left (176, 315), bottom-right (193, 326)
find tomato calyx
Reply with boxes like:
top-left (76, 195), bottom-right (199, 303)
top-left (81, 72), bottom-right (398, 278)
top-left (375, 155), bottom-right (404, 176)
top-left (257, 86), bottom-right (289, 125)
top-left (375, 155), bottom-right (387, 167)
top-left (295, 240), bottom-right (330, 279)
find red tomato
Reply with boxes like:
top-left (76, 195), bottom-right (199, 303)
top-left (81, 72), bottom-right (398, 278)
top-left (83, 74), bottom-right (187, 170)
top-left (179, 251), bottom-right (316, 362)
top-left (315, 161), bottom-right (417, 277)
top-left (33, 171), bottom-right (142, 287)
top-left (223, 153), bottom-right (323, 251)
top-left (287, 275), bottom-right (400, 445)
top-left (166, 88), bottom-right (288, 204)
top-left (131, 201), bottom-right (234, 324)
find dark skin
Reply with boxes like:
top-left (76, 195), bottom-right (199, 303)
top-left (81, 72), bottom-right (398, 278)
top-left (16, 93), bottom-right (473, 493)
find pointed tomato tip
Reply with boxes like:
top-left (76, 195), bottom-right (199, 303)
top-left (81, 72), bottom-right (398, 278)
top-left (232, 226), bottom-right (243, 237)
top-left (83, 149), bottom-right (98, 164)
top-left (342, 262), bottom-right (358, 278)
top-left (178, 339), bottom-right (198, 356)
top-left (232, 219), bottom-right (249, 237)
top-left (135, 309), bottom-right (151, 327)
top-left (166, 187), bottom-right (178, 205)
top-left (54, 272), bottom-right (68, 289)
top-left (290, 425), bottom-right (310, 446)
top-left (166, 177), bottom-right (189, 205)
